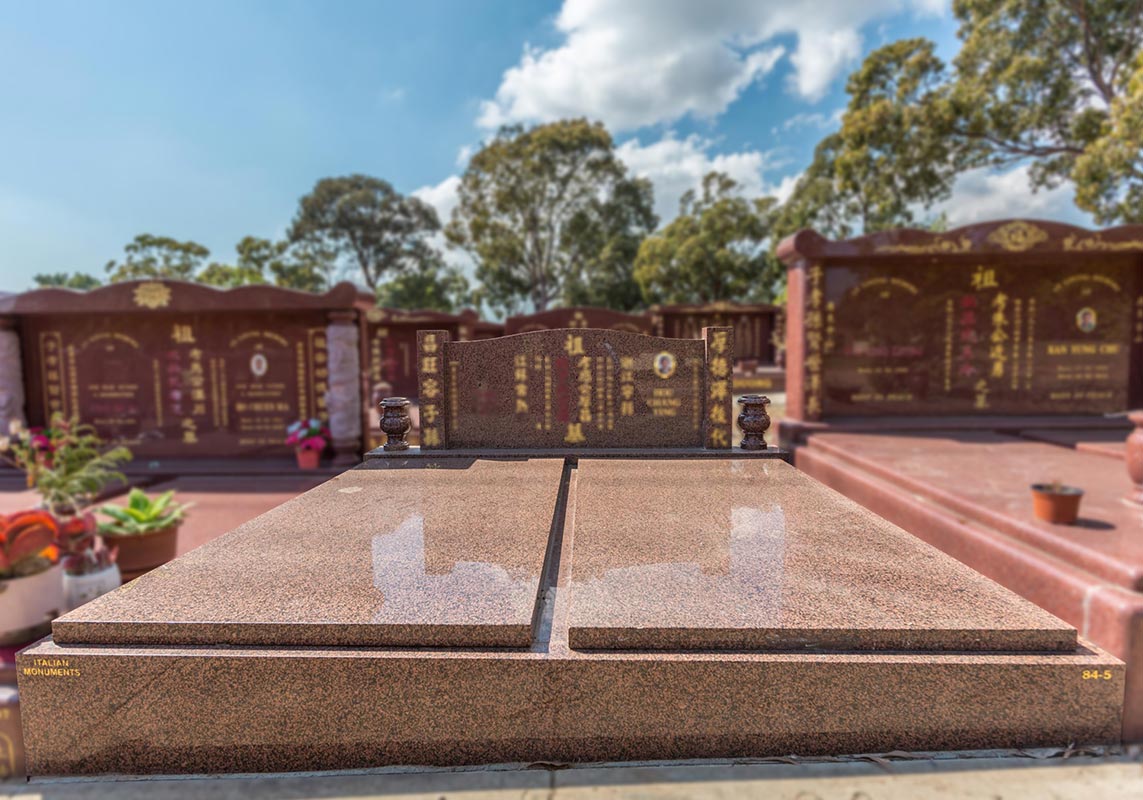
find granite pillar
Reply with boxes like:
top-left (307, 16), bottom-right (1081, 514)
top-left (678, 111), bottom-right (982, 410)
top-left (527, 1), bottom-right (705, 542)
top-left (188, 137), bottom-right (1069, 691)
top-left (325, 311), bottom-right (362, 465)
top-left (0, 318), bottom-right (26, 435)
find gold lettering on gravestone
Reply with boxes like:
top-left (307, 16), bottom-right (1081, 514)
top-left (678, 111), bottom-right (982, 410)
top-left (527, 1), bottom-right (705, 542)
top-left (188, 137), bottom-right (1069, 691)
top-left (618, 356), bottom-right (635, 417)
top-left (416, 331), bottom-right (447, 449)
top-left (705, 327), bottom-right (733, 448)
top-left (171, 323), bottom-right (195, 344)
top-left (1011, 298), bottom-right (1023, 390)
top-left (804, 265), bottom-right (824, 419)
top-left (514, 354), bottom-right (529, 414)
top-left (989, 292), bottom-right (1009, 379)
top-left (1024, 299), bottom-right (1037, 391)
top-left (1135, 297), bottom-right (1143, 344)
top-left (22, 658), bottom-right (80, 678)
top-left (970, 266), bottom-right (998, 291)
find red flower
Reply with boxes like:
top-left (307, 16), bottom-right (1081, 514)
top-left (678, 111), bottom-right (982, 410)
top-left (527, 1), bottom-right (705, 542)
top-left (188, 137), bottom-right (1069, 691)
top-left (0, 510), bottom-right (60, 575)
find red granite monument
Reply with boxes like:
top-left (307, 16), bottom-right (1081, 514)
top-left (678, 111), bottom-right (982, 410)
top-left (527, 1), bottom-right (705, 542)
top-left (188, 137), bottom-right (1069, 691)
top-left (0, 280), bottom-right (373, 463)
top-left (778, 218), bottom-right (1143, 739)
top-left (16, 325), bottom-right (1123, 776)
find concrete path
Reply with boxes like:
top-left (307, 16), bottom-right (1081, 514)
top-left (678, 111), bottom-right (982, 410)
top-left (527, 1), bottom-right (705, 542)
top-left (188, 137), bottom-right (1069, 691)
top-left (4, 750), bottom-right (1143, 800)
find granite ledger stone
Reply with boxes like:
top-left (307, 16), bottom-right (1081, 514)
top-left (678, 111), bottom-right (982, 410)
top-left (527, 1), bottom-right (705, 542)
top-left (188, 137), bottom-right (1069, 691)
top-left (18, 458), bottom-right (1124, 776)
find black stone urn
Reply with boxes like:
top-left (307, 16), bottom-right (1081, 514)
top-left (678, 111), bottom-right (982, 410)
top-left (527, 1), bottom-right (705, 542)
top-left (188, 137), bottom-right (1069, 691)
top-left (379, 397), bottom-right (412, 451)
top-left (736, 395), bottom-right (771, 450)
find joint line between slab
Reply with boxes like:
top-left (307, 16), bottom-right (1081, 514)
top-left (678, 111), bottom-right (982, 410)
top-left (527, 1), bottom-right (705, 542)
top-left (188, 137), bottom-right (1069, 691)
top-left (531, 458), bottom-right (576, 651)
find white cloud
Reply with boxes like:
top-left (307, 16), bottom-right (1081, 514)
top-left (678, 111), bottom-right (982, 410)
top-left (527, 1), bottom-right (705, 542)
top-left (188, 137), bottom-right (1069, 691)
top-left (616, 133), bottom-right (789, 223)
top-left (478, 0), bottom-right (945, 131)
top-left (412, 175), bottom-right (461, 225)
top-left (933, 166), bottom-right (1093, 228)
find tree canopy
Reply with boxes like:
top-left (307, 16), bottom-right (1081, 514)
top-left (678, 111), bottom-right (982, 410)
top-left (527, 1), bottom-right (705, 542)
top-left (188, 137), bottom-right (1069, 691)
top-left (375, 255), bottom-right (471, 313)
top-left (288, 175), bottom-right (441, 293)
top-left (635, 172), bottom-right (782, 304)
top-left (104, 234), bottom-right (210, 282)
top-left (33, 272), bottom-right (102, 290)
top-left (446, 119), bottom-right (657, 314)
top-left (785, 0), bottom-right (1143, 234)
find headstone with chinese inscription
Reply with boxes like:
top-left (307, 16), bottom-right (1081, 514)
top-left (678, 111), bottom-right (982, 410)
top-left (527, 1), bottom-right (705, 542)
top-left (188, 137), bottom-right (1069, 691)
top-left (409, 327), bottom-right (736, 452)
top-left (779, 220), bottom-right (1143, 441)
top-left (0, 280), bottom-right (371, 461)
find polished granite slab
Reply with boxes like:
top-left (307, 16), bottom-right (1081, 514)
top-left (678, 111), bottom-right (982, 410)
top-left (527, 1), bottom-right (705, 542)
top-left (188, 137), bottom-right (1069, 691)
top-left (802, 432), bottom-right (1143, 591)
top-left (567, 459), bottom-right (1077, 652)
top-left (17, 457), bottom-right (1124, 777)
top-left (52, 460), bottom-right (565, 648)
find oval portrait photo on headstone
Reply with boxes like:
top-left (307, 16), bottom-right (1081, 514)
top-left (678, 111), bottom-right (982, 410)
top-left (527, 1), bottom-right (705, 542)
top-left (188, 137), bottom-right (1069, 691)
top-left (654, 351), bottom-right (676, 379)
top-left (1076, 306), bottom-right (1098, 333)
top-left (250, 352), bottom-right (269, 378)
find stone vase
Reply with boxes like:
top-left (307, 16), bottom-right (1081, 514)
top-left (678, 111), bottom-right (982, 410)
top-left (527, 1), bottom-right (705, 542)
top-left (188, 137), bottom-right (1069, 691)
top-left (736, 395), bottom-right (772, 450)
top-left (379, 397), bottom-right (412, 451)
top-left (1127, 410), bottom-right (1143, 506)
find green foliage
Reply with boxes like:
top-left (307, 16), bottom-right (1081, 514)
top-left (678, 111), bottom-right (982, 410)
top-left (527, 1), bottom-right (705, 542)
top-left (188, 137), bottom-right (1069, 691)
top-left (33, 272), bottom-right (102, 290)
top-left (375, 255), bottom-right (471, 312)
top-left (195, 236), bottom-right (277, 288)
top-left (0, 415), bottom-right (132, 516)
top-left (635, 172), bottom-right (781, 304)
top-left (98, 488), bottom-right (190, 537)
top-left (560, 176), bottom-right (657, 311)
top-left (105, 234), bottom-right (210, 282)
top-left (288, 175), bottom-right (440, 292)
top-left (785, 1), bottom-right (1143, 234)
top-left (1074, 52), bottom-right (1143, 223)
top-left (446, 119), bottom-right (657, 315)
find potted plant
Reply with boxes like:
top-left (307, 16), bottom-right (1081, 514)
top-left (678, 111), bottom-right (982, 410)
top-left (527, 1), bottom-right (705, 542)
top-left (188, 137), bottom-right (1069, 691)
top-left (0, 510), bottom-right (63, 644)
top-left (285, 418), bottom-right (330, 470)
top-left (1030, 479), bottom-right (1084, 525)
top-left (58, 512), bottom-right (120, 610)
top-left (1, 415), bottom-right (132, 516)
top-left (98, 489), bottom-right (190, 582)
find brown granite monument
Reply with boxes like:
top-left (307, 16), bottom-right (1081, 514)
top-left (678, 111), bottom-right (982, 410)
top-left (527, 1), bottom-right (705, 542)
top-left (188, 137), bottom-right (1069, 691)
top-left (411, 327), bottom-right (737, 452)
top-left (15, 321), bottom-right (1124, 776)
top-left (0, 280), bottom-right (373, 463)
top-left (776, 219), bottom-right (1143, 739)
top-left (779, 219), bottom-right (1143, 442)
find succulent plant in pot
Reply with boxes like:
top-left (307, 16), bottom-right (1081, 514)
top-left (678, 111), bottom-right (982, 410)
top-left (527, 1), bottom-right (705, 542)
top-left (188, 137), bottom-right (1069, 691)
top-left (0, 510), bottom-right (64, 644)
top-left (98, 489), bottom-right (191, 582)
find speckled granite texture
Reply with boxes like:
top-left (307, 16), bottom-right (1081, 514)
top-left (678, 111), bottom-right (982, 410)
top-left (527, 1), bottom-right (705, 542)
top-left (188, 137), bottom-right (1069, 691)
top-left (567, 460), bottom-right (1076, 652)
top-left (18, 456), bottom-right (1125, 777)
top-left (52, 460), bottom-right (565, 648)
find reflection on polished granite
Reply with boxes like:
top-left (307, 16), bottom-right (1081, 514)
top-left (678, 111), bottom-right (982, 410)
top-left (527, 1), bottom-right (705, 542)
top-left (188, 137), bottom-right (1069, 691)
top-left (568, 459), bottom-right (1076, 651)
top-left (52, 460), bottom-right (564, 648)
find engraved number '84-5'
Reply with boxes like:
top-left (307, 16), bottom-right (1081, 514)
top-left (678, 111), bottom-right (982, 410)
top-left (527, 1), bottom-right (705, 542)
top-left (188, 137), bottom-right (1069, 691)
top-left (1082, 669), bottom-right (1113, 680)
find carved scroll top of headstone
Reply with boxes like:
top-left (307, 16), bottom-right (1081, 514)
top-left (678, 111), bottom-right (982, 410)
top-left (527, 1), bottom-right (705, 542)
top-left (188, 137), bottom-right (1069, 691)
top-left (415, 327), bottom-right (734, 450)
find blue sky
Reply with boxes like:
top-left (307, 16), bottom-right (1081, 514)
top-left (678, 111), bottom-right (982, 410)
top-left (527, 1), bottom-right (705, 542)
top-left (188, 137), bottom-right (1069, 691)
top-left (0, 1), bottom-right (1089, 290)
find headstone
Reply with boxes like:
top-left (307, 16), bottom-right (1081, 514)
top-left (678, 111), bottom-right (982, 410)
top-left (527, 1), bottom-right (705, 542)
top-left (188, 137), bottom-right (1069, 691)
top-left (0, 280), bottom-right (371, 460)
top-left (504, 306), bottom-right (653, 335)
top-left (779, 220), bottom-right (1143, 426)
top-left (651, 301), bottom-right (780, 365)
top-left (411, 327), bottom-right (735, 451)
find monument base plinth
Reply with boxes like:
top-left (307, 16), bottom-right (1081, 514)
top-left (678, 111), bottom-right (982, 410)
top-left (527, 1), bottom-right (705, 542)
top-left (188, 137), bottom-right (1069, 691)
top-left (18, 637), bottom-right (1123, 777)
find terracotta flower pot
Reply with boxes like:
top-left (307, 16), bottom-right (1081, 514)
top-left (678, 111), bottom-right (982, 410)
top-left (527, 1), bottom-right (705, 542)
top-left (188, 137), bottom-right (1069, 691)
top-left (1030, 484), bottom-right (1084, 525)
top-left (105, 526), bottom-right (179, 582)
top-left (295, 448), bottom-right (321, 470)
top-left (0, 563), bottom-right (64, 645)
